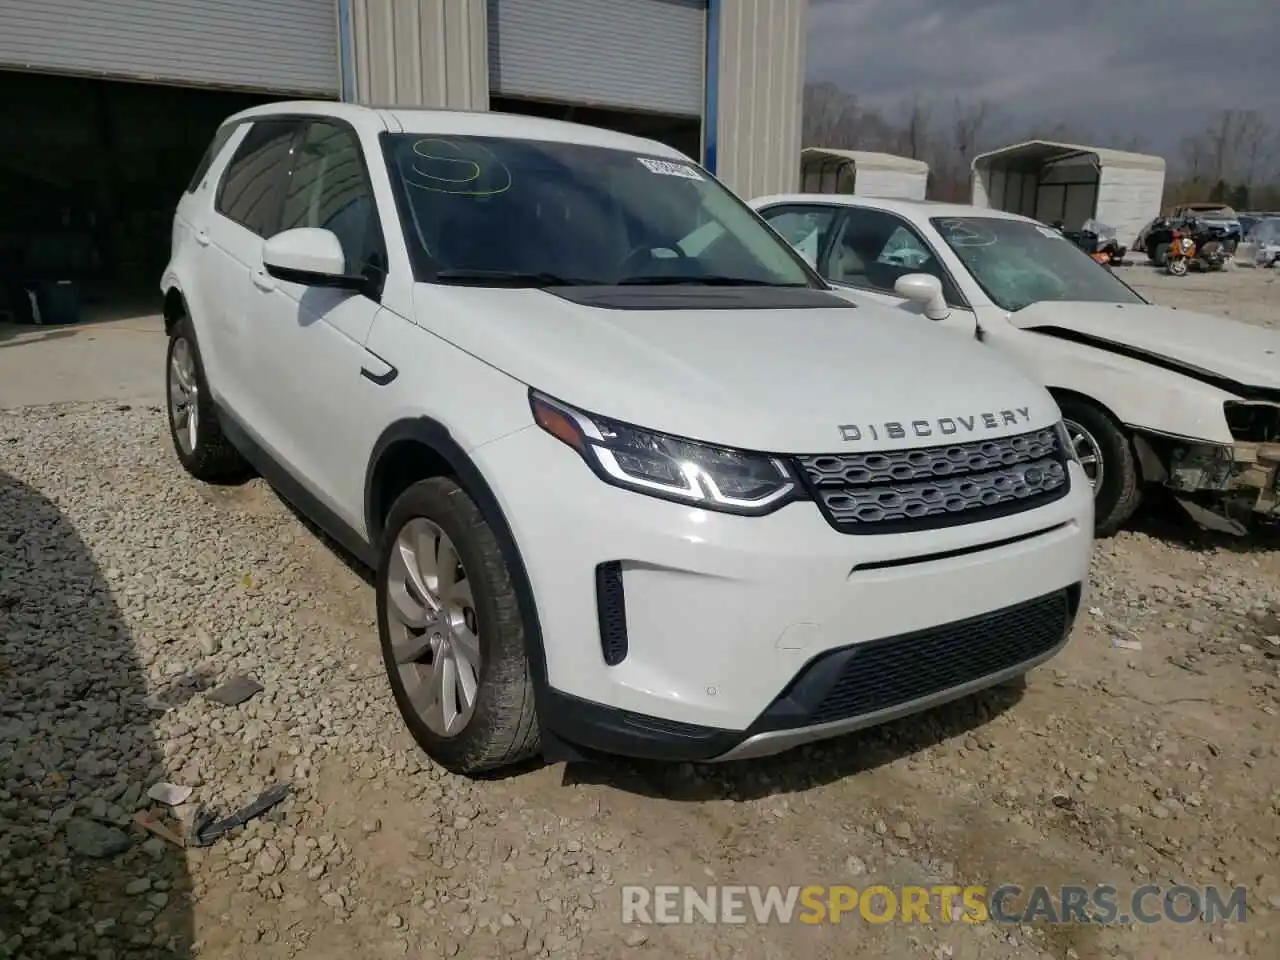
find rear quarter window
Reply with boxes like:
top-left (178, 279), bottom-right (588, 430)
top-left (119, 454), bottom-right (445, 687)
top-left (186, 122), bottom-right (241, 194)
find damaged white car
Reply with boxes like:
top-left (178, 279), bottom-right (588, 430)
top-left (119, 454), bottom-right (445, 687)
top-left (751, 195), bottom-right (1280, 536)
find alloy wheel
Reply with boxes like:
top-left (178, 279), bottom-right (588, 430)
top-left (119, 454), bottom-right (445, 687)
top-left (385, 518), bottom-right (482, 737)
top-left (1063, 418), bottom-right (1104, 492)
top-left (168, 337), bottom-right (199, 455)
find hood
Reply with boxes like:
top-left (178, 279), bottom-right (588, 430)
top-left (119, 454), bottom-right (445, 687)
top-left (1009, 301), bottom-right (1280, 392)
top-left (413, 284), bottom-right (1060, 453)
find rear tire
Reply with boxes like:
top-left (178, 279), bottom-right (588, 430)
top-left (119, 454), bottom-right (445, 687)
top-left (377, 477), bottom-right (540, 775)
top-left (165, 314), bottom-right (249, 483)
top-left (1058, 396), bottom-right (1142, 537)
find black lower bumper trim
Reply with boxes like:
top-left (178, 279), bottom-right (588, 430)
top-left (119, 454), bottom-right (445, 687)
top-left (539, 585), bottom-right (1080, 763)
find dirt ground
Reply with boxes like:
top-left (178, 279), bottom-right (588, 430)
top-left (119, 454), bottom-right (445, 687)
top-left (1, 264), bottom-right (1278, 960)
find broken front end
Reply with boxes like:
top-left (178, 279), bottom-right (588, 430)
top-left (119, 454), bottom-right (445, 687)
top-left (1134, 401), bottom-right (1280, 535)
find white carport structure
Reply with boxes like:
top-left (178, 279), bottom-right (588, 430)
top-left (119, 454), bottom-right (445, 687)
top-left (970, 140), bottom-right (1166, 249)
top-left (799, 148), bottom-right (929, 200)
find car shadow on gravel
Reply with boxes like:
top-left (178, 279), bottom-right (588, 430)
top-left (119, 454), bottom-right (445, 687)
top-left (1126, 490), bottom-right (1280, 554)
top-left (259, 481), bottom-right (1030, 802)
top-left (0, 468), bottom-right (194, 957)
top-left (562, 682), bottom-right (1026, 802)
top-left (267, 488), bottom-right (375, 585)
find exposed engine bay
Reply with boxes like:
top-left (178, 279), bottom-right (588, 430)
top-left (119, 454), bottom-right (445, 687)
top-left (1132, 402), bottom-right (1280, 535)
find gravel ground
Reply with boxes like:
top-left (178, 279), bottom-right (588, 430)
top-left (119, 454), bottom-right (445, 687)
top-left (2, 269), bottom-right (1279, 959)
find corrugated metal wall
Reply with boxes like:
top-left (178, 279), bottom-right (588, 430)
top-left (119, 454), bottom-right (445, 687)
top-left (709, 0), bottom-right (806, 199)
top-left (347, 0), bottom-right (488, 109)
top-left (0, 0), bottom-right (338, 94)
top-left (1097, 165), bottom-right (1165, 248)
top-left (853, 167), bottom-right (929, 202)
top-left (487, 0), bottom-right (705, 117)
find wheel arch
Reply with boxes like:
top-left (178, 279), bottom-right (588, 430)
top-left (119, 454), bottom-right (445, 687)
top-left (1048, 386), bottom-right (1158, 480)
top-left (162, 286), bottom-right (187, 336)
top-left (1047, 386), bottom-right (1126, 430)
top-left (364, 418), bottom-right (550, 690)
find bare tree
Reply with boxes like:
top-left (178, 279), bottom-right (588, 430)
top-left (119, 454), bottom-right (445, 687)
top-left (1179, 130), bottom-right (1211, 181)
top-left (1235, 110), bottom-right (1270, 186)
top-left (1114, 133), bottom-right (1151, 153)
top-left (801, 82), bottom-right (861, 149)
top-left (895, 95), bottom-right (933, 160)
top-left (951, 98), bottom-right (994, 169)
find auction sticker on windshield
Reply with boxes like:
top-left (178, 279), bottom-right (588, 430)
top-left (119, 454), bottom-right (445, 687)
top-left (638, 157), bottom-right (704, 180)
top-left (1035, 226), bottom-right (1064, 239)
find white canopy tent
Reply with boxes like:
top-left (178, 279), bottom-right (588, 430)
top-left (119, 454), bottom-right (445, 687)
top-left (970, 139), bottom-right (1166, 249)
top-left (799, 147), bottom-right (929, 200)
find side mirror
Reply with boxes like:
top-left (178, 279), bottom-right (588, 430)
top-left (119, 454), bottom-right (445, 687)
top-left (894, 273), bottom-right (950, 321)
top-left (263, 228), bottom-right (365, 290)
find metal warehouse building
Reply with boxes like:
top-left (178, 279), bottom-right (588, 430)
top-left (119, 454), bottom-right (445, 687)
top-left (0, 0), bottom-right (805, 315)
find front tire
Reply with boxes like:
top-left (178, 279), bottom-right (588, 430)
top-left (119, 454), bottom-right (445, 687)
top-left (1151, 242), bottom-right (1169, 267)
top-left (1167, 257), bottom-right (1189, 276)
top-left (166, 315), bottom-right (249, 482)
top-left (1058, 396), bottom-right (1142, 537)
top-left (377, 477), bottom-right (540, 775)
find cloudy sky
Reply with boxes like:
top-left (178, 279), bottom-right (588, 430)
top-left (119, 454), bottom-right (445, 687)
top-left (805, 0), bottom-right (1278, 163)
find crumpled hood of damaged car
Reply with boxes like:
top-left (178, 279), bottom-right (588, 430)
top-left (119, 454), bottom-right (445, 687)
top-left (1008, 301), bottom-right (1280, 391)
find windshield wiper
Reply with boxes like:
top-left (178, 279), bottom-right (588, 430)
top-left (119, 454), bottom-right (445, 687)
top-left (433, 269), bottom-right (598, 287)
top-left (617, 275), bottom-right (805, 287)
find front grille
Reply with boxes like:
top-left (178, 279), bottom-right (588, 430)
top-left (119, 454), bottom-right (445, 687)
top-left (796, 427), bottom-right (1069, 534)
top-left (807, 588), bottom-right (1072, 726)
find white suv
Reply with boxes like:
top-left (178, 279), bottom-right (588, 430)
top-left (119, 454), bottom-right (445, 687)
top-left (161, 102), bottom-right (1095, 775)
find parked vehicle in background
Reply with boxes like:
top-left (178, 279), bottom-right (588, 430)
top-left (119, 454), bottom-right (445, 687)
top-left (1166, 203), bottom-right (1242, 248)
top-left (1132, 215), bottom-right (1164, 253)
top-left (1163, 218), bottom-right (1230, 276)
top-left (1144, 214), bottom-right (1239, 266)
top-left (1062, 219), bottom-right (1126, 266)
top-left (750, 193), bottom-right (1280, 537)
top-left (160, 102), bottom-right (1095, 776)
top-left (1235, 217), bottom-right (1280, 267)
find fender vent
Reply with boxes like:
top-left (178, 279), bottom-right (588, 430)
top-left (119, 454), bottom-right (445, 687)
top-left (595, 561), bottom-right (629, 666)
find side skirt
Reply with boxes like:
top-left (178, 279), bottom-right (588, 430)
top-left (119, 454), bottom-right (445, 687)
top-left (213, 401), bottom-right (378, 569)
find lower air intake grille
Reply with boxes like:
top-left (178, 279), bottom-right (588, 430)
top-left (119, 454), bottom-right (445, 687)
top-left (807, 588), bottom-right (1073, 726)
top-left (796, 426), bottom-right (1070, 534)
top-left (595, 561), bottom-right (628, 666)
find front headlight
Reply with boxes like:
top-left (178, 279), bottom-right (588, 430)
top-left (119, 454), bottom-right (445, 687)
top-left (1055, 420), bottom-right (1081, 464)
top-left (529, 390), bottom-right (798, 515)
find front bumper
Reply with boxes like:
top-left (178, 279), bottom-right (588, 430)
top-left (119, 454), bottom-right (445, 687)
top-left (475, 426), bottom-right (1095, 762)
top-left (1158, 438), bottom-right (1280, 517)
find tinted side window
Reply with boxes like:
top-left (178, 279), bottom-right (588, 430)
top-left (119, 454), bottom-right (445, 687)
top-left (186, 122), bottom-right (240, 194)
top-left (831, 208), bottom-right (964, 306)
top-left (760, 204), bottom-right (842, 270)
top-left (279, 120), bottom-right (385, 288)
top-left (215, 120), bottom-right (299, 236)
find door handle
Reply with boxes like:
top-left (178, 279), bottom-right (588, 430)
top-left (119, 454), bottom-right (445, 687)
top-left (360, 350), bottom-right (398, 386)
top-left (252, 270), bottom-right (276, 292)
top-left (194, 230), bottom-right (211, 247)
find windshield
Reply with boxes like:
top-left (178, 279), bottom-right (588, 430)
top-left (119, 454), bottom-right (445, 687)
top-left (929, 216), bottom-right (1146, 311)
top-left (380, 133), bottom-right (817, 287)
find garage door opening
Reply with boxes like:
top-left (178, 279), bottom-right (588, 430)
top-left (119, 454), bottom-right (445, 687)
top-left (491, 95), bottom-right (703, 161)
top-left (0, 71), bottom-right (277, 325)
